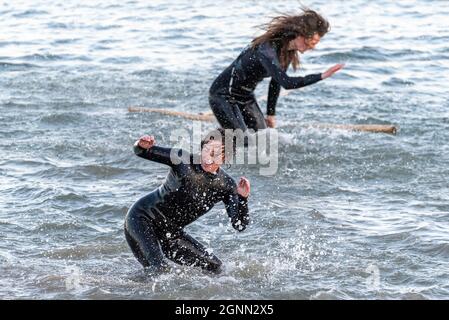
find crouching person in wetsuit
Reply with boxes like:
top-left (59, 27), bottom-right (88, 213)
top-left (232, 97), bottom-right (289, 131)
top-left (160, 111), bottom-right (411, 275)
top-left (124, 128), bottom-right (250, 274)
top-left (209, 8), bottom-right (344, 131)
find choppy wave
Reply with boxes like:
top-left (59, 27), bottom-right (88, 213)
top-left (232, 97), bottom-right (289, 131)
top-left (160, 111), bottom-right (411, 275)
top-left (0, 61), bottom-right (40, 71)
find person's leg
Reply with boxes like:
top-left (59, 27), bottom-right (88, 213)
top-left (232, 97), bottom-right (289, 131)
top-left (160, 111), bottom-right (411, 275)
top-left (240, 99), bottom-right (267, 131)
top-left (124, 227), bottom-right (151, 268)
top-left (160, 231), bottom-right (222, 274)
top-left (209, 94), bottom-right (248, 131)
top-left (124, 212), bottom-right (168, 272)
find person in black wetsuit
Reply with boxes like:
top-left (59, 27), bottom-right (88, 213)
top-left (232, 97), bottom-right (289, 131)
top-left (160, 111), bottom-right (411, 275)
top-left (209, 9), bottom-right (345, 131)
top-left (124, 128), bottom-right (250, 274)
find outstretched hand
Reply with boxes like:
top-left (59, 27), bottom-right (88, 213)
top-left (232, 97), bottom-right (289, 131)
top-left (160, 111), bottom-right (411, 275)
top-left (137, 135), bottom-right (155, 149)
top-left (322, 63), bottom-right (345, 79)
top-left (237, 177), bottom-right (250, 198)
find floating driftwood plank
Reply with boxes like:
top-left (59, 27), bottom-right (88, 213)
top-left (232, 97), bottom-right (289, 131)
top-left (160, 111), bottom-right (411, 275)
top-left (128, 106), bottom-right (398, 134)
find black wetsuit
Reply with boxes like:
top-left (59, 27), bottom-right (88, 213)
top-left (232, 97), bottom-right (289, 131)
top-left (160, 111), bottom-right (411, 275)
top-left (124, 142), bottom-right (249, 273)
top-left (209, 42), bottom-right (323, 131)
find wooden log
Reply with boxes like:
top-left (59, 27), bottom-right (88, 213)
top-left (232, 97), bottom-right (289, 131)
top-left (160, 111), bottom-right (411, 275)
top-left (128, 106), bottom-right (215, 122)
top-left (128, 106), bottom-right (398, 134)
top-left (310, 123), bottom-right (398, 135)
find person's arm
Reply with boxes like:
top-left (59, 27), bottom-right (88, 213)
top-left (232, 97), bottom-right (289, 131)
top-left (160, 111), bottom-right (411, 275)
top-left (224, 193), bottom-right (250, 232)
top-left (267, 78), bottom-right (281, 116)
top-left (237, 194), bottom-right (249, 224)
top-left (258, 44), bottom-right (322, 90)
top-left (133, 135), bottom-right (186, 167)
top-left (223, 177), bottom-right (250, 232)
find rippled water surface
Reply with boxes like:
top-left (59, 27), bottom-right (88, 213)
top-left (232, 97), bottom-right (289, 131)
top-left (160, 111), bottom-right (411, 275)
top-left (1, 0), bottom-right (448, 299)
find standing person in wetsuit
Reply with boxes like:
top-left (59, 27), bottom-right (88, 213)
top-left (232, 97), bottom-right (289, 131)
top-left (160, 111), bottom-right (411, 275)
top-left (209, 9), bottom-right (344, 131)
top-left (124, 128), bottom-right (250, 274)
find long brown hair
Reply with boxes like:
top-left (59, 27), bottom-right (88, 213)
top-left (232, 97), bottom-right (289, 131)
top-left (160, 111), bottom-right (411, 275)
top-left (251, 9), bottom-right (330, 71)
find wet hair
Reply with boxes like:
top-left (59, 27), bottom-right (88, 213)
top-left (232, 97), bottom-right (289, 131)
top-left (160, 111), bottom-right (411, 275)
top-left (200, 128), bottom-right (237, 162)
top-left (251, 8), bottom-right (330, 70)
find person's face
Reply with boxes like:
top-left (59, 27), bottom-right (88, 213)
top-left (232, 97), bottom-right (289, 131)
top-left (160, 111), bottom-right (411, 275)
top-left (291, 33), bottom-right (321, 53)
top-left (201, 140), bottom-right (224, 173)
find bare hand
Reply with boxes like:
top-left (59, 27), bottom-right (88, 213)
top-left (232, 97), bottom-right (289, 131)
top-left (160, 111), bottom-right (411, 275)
top-left (266, 115), bottom-right (276, 128)
top-left (237, 177), bottom-right (250, 198)
top-left (138, 135), bottom-right (155, 149)
top-left (322, 63), bottom-right (345, 79)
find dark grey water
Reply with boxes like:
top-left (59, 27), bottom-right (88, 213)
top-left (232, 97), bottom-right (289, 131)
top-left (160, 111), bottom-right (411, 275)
top-left (1, 0), bottom-right (448, 299)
